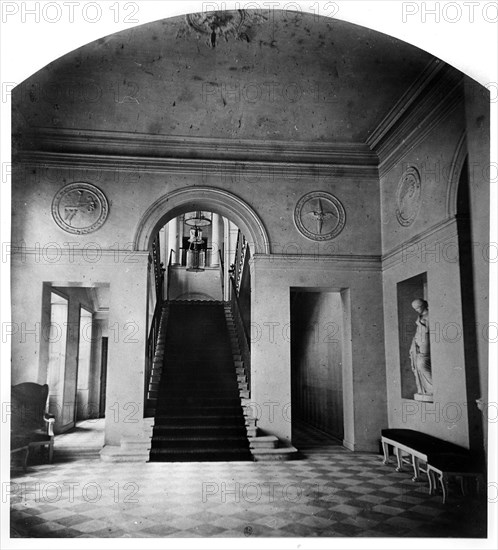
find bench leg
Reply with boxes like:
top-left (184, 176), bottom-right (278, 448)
top-left (411, 456), bottom-right (423, 482)
top-left (439, 473), bottom-right (448, 504)
top-left (395, 447), bottom-right (403, 472)
top-left (382, 440), bottom-right (390, 464)
top-left (428, 468), bottom-right (436, 495)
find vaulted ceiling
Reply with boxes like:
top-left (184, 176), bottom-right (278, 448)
top-left (14, 10), bottom-right (435, 144)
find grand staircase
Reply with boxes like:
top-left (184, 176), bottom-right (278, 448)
top-left (149, 301), bottom-right (253, 462)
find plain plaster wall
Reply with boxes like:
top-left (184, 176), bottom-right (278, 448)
top-left (169, 266), bottom-right (222, 301)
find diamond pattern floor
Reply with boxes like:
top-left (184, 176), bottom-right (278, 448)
top-left (9, 420), bottom-right (487, 539)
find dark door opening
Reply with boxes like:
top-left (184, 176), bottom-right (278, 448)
top-left (290, 290), bottom-right (344, 448)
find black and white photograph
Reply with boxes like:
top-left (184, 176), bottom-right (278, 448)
top-left (1, 1), bottom-right (496, 548)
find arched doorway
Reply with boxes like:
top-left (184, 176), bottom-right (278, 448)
top-left (136, 187), bottom-right (268, 419)
top-left (133, 187), bottom-right (270, 255)
top-left (135, 188), bottom-right (267, 461)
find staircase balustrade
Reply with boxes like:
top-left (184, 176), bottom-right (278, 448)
top-left (145, 298), bottom-right (165, 409)
top-left (228, 276), bottom-right (251, 393)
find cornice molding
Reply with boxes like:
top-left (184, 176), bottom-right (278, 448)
top-left (446, 131), bottom-right (468, 218)
top-left (251, 253), bottom-right (381, 272)
top-left (10, 246), bottom-right (150, 265)
top-left (366, 58), bottom-right (445, 149)
top-left (18, 127), bottom-right (379, 167)
top-left (367, 61), bottom-right (465, 178)
top-left (381, 216), bottom-right (459, 271)
top-left (16, 151), bottom-right (379, 180)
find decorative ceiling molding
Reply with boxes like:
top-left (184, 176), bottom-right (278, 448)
top-left (19, 127), bottom-right (378, 167)
top-left (367, 61), bottom-right (465, 178)
top-left (366, 58), bottom-right (444, 149)
top-left (446, 131), bottom-right (468, 218)
top-left (251, 253), bottom-right (381, 272)
top-left (16, 151), bottom-right (379, 181)
top-left (378, 87), bottom-right (463, 179)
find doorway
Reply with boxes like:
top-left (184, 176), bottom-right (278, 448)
top-left (46, 291), bottom-right (69, 430)
top-left (76, 307), bottom-right (93, 420)
top-left (290, 289), bottom-right (345, 447)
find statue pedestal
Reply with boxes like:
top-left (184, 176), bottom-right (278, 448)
top-left (414, 393), bottom-right (433, 402)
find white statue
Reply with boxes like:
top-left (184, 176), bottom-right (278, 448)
top-left (409, 299), bottom-right (433, 400)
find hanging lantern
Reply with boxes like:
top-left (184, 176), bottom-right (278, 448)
top-left (184, 211), bottom-right (212, 227)
top-left (186, 223), bottom-right (206, 272)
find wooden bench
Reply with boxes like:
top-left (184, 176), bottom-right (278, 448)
top-left (381, 428), bottom-right (470, 482)
top-left (427, 453), bottom-right (484, 504)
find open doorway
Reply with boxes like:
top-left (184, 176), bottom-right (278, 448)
top-left (46, 291), bottom-right (69, 431)
top-left (290, 289), bottom-right (345, 449)
top-left (43, 284), bottom-right (109, 434)
top-left (76, 307), bottom-right (93, 421)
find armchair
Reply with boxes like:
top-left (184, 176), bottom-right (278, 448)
top-left (11, 383), bottom-right (55, 471)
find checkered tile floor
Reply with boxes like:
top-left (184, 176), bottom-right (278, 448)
top-left (9, 420), bottom-right (487, 538)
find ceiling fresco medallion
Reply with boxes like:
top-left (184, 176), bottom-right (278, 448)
top-left (294, 191), bottom-right (346, 241)
top-left (52, 183), bottom-right (109, 234)
top-left (396, 166), bottom-right (422, 227)
top-left (185, 10), bottom-right (254, 47)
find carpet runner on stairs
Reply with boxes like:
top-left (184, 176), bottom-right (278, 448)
top-left (149, 301), bottom-right (253, 462)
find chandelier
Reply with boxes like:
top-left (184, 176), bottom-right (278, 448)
top-left (184, 211), bottom-right (212, 227)
top-left (184, 212), bottom-right (211, 272)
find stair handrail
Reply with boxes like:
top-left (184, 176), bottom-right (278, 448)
top-left (229, 274), bottom-right (251, 391)
top-left (166, 248), bottom-right (175, 301)
top-left (151, 235), bottom-right (164, 302)
top-left (234, 230), bottom-right (241, 292)
top-left (145, 297), bottom-right (164, 407)
top-left (218, 249), bottom-right (225, 298)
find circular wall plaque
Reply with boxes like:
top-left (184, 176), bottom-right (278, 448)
top-left (52, 183), bottom-right (109, 234)
top-left (396, 166), bottom-right (421, 227)
top-left (294, 191), bottom-right (346, 241)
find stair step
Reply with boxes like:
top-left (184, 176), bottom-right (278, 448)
top-left (153, 426), bottom-right (248, 436)
top-left (151, 438), bottom-right (249, 449)
top-left (154, 417), bottom-right (247, 427)
top-left (251, 446), bottom-right (299, 461)
top-left (249, 435), bottom-right (279, 449)
top-left (154, 406), bottom-right (244, 415)
top-left (150, 446), bottom-right (252, 453)
top-left (149, 453), bottom-right (253, 462)
top-left (152, 435), bottom-right (247, 442)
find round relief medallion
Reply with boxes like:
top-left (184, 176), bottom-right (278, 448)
top-left (294, 191), bottom-right (346, 241)
top-left (396, 166), bottom-right (421, 227)
top-left (52, 183), bottom-right (109, 234)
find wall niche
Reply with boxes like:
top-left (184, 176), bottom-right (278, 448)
top-left (397, 273), bottom-right (431, 401)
